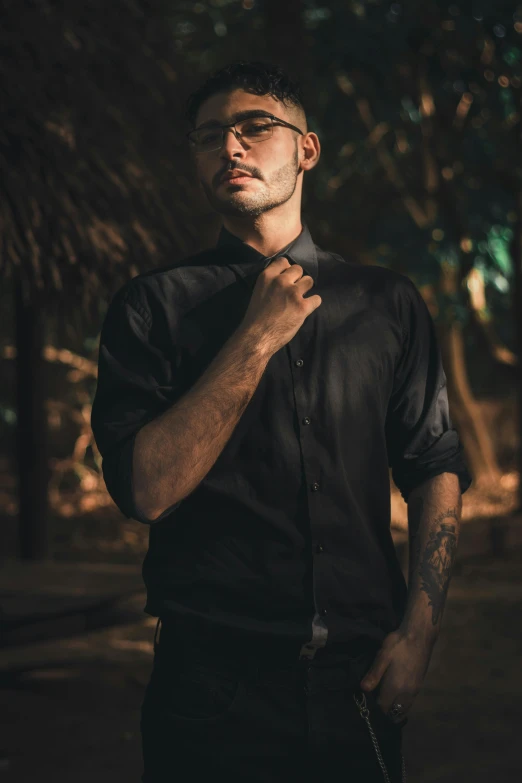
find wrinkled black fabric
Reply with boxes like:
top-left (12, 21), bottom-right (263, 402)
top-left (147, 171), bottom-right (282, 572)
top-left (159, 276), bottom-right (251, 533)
top-left (91, 222), bottom-right (471, 652)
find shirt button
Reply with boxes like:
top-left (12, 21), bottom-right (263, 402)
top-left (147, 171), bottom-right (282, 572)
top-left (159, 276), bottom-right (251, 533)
top-left (316, 543), bottom-right (324, 553)
top-left (310, 482), bottom-right (320, 492)
top-left (320, 608), bottom-right (328, 616)
top-left (302, 417), bottom-right (311, 425)
top-left (295, 359), bottom-right (304, 367)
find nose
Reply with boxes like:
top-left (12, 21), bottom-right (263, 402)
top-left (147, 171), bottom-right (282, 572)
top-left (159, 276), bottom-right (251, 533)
top-left (219, 127), bottom-right (246, 159)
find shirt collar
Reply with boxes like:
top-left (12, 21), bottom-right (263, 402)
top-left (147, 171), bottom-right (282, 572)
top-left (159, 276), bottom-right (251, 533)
top-left (216, 221), bottom-right (318, 289)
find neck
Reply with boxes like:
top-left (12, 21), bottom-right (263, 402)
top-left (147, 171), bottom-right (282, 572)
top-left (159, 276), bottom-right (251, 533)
top-left (222, 212), bottom-right (303, 257)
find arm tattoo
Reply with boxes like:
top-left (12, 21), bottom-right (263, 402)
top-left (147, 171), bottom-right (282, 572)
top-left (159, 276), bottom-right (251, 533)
top-left (419, 508), bottom-right (459, 625)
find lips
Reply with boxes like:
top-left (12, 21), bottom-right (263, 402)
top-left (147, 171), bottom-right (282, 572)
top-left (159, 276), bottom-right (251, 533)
top-left (220, 171), bottom-right (254, 183)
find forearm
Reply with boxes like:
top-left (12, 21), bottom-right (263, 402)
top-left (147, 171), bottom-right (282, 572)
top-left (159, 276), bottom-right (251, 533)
top-left (401, 472), bottom-right (462, 648)
top-left (132, 325), bottom-right (271, 521)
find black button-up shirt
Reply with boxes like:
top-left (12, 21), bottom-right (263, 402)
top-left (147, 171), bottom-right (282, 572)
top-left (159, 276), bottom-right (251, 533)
top-left (91, 222), bottom-right (472, 656)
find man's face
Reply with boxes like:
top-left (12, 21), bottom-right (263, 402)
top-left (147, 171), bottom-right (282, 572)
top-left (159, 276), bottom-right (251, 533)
top-left (192, 89), bottom-right (305, 218)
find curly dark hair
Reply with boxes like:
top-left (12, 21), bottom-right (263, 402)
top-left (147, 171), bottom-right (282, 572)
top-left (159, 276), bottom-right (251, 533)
top-left (185, 61), bottom-right (306, 128)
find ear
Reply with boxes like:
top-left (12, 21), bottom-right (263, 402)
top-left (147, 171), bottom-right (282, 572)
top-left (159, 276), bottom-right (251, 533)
top-left (300, 132), bottom-right (321, 171)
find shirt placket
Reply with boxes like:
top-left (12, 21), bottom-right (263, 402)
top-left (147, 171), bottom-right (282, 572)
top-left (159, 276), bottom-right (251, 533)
top-left (286, 343), bottom-right (328, 662)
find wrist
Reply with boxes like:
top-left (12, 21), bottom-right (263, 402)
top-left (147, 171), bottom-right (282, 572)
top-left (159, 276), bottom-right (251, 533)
top-left (235, 323), bottom-right (273, 361)
top-left (400, 621), bottom-right (439, 649)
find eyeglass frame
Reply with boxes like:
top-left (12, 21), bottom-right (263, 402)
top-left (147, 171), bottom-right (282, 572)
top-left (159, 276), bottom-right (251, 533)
top-left (186, 112), bottom-right (305, 152)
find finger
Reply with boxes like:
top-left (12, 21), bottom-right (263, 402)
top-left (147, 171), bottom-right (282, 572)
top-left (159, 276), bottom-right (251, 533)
top-left (386, 709), bottom-right (409, 727)
top-left (381, 690), bottom-right (414, 719)
top-left (360, 653), bottom-right (390, 692)
top-left (387, 709), bottom-right (409, 726)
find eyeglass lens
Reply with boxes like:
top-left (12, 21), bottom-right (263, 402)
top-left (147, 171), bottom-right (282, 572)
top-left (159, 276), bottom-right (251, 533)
top-left (192, 117), bottom-right (274, 150)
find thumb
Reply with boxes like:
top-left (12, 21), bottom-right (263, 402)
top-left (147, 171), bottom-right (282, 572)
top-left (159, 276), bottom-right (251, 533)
top-left (360, 653), bottom-right (388, 692)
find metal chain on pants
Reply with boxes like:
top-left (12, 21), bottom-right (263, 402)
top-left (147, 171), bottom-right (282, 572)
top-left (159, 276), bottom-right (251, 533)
top-left (353, 692), bottom-right (407, 783)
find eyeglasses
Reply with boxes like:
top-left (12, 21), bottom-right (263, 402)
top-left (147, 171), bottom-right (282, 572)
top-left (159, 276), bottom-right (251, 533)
top-left (186, 113), bottom-right (304, 153)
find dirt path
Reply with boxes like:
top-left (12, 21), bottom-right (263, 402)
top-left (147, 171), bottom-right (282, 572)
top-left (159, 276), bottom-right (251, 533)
top-left (1, 549), bottom-right (520, 782)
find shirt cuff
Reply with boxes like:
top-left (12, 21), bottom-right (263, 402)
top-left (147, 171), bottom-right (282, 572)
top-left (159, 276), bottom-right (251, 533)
top-left (391, 429), bottom-right (473, 503)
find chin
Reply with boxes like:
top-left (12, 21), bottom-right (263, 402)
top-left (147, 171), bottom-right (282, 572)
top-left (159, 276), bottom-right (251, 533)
top-left (220, 203), bottom-right (266, 218)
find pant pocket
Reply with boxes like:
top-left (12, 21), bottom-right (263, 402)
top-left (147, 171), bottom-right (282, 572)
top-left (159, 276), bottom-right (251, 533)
top-left (146, 657), bottom-right (246, 723)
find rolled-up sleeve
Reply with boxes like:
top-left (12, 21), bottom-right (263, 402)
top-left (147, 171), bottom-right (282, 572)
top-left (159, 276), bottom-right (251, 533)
top-left (91, 284), bottom-right (182, 524)
top-left (385, 279), bottom-right (472, 503)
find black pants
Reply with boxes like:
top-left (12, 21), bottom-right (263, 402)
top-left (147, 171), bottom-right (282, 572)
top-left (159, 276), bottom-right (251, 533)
top-left (141, 619), bottom-right (406, 782)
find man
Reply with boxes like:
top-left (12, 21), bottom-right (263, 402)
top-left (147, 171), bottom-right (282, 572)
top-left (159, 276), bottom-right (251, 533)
top-left (91, 61), bottom-right (472, 782)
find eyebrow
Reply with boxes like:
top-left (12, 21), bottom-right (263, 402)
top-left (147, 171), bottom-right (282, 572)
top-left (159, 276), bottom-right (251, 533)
top-left (195, 109), bottom-right (274, 130)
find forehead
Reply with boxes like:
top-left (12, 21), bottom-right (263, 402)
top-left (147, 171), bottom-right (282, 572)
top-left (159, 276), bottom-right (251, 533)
top-left (195, 88), bottom-right (287, 127)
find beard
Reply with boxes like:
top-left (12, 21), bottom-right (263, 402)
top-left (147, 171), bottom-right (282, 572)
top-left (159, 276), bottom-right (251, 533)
top-left (201, 146), bottom-right (300, 218)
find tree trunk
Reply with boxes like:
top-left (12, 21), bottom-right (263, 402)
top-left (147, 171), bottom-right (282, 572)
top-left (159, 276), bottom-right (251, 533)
top-left (437, 321), bottom-right (501, 488)
top-left (512, 98), bottom-right (522, 511)
top-left (15, 273), bottom-right (50, 560)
